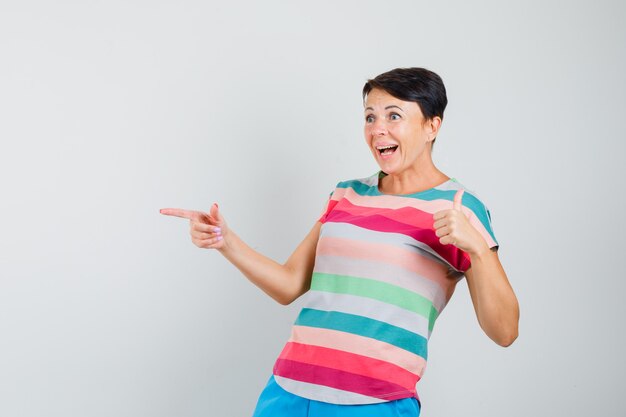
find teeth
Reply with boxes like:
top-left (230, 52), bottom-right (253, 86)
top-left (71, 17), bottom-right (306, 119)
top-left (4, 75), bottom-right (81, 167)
top-left (376, 145), bottom-right (397, 150)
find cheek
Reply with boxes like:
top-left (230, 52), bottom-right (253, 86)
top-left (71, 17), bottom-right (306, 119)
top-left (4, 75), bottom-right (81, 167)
top-left (363, 126), bottom-right (372, 143)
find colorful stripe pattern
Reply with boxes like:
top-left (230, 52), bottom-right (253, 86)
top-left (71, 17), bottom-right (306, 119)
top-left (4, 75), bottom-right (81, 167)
top-left (273, 171), bottom-right (498, 405)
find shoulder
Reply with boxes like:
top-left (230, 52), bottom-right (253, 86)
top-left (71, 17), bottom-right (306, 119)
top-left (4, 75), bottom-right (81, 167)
top-left (440, 178), bottom-right (491, 211)
top-left (330, 171), bottom-right (380, 195)
top-left (336, 171), bottom-right (379, 188)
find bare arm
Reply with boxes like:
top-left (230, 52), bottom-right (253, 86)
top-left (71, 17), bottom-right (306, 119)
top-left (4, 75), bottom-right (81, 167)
top-left (433, 190), bottom-right (519, 347)
top-left (464, 248), bottom-right (519, 346)
top-left (160, 203), bottom-right (320, 305)
top-left (218, 222), bottom-right (321, 304)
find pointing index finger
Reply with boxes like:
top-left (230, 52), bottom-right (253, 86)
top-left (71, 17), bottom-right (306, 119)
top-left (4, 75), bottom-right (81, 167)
top-left (160, 208), bottom-right (198, 220)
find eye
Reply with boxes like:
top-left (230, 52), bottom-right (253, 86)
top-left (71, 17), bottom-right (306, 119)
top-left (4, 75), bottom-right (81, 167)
top-left (365, 114), bottom-right (374, 123)
top-left (389, 112), bottom-right (401, 121)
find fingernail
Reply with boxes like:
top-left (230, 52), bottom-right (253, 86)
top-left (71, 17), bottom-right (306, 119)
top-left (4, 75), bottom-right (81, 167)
top-left (214, 227), bottom-right (221, 233)
top-left (217, 236), bottom-right (223, 240)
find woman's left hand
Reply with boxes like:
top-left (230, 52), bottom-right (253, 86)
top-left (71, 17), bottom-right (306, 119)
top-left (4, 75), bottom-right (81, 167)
top-left (433, 190), bottom-right (489, 256)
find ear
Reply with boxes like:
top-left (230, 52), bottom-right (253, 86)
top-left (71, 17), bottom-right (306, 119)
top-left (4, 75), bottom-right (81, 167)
top-left (426, 116), bottom-right (442, 141)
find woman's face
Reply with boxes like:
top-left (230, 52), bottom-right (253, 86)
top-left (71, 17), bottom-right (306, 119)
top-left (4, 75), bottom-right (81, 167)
top-left (364, 88), bottom-right (436, 175)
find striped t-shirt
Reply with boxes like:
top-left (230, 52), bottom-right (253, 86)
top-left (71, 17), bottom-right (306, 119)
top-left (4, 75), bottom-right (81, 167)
top-left (272, 171), bottom-right (499, 405)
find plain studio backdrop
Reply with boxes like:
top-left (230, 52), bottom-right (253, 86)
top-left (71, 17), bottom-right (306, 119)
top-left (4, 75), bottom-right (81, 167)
top-left (1, 1), bottom-right (624, 416)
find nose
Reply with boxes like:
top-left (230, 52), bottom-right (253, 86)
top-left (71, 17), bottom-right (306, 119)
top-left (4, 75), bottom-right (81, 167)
top-left (370, 119), bottom-right (388, 136)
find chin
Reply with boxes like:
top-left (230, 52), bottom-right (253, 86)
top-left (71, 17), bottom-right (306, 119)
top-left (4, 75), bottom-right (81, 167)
top-left (377, 163), bottom-right (401, 175)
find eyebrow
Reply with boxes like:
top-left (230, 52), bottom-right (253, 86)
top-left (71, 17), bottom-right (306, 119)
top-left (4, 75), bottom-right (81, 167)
top-left (364, 105), bottom-right (405, 112)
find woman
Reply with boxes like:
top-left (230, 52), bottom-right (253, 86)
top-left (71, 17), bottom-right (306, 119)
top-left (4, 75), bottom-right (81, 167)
top-left (161, 67), bottom-right (519, 417)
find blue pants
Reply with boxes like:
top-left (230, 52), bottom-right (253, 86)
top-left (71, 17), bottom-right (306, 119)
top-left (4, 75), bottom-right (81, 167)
top-left (251, 376), bottom-right (421, 417)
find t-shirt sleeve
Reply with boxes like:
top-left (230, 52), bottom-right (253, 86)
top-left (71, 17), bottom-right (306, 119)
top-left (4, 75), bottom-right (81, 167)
top-left (317, 186), bottom-right (338, 224)
top-left (471, 200), bottom-right (499, 251)
top-left (458, 192), bottom-right (499, 272)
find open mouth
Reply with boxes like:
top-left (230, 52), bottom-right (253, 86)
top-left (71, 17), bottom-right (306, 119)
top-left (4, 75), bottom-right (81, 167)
top-left (377, 145), bottom-right (398, 156)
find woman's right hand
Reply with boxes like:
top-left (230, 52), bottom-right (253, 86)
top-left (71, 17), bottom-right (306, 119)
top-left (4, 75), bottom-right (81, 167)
top-left (160, 203), bottom-right (227, 250)
top-left (161, 201), bottom-right (321, 304)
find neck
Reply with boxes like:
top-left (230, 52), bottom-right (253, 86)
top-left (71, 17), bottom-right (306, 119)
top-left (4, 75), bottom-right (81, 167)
top-left (379, 160), bottom-right (448, 195)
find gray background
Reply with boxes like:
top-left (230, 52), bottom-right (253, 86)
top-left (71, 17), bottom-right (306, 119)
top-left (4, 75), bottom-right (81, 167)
top-left (1, 1), bottom-right (624, 416)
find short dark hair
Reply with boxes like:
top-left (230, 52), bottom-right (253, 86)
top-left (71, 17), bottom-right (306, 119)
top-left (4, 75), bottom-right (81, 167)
top-left (362, 67), bottom-right (448, 148)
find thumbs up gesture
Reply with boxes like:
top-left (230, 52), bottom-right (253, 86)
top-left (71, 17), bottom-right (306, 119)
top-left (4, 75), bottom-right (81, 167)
top-left (433, 190), bottom-right (487, 255)
top-left (160, 203), bottom-right (227, 250)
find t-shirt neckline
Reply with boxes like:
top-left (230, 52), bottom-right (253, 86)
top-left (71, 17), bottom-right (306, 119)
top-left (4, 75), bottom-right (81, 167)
top-left (374, 170), bottom-right (455, 197)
